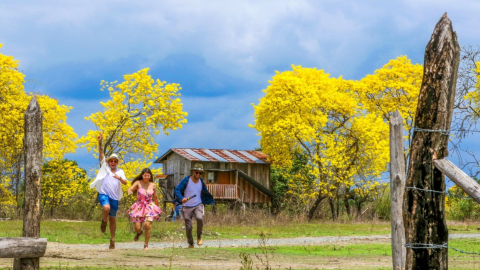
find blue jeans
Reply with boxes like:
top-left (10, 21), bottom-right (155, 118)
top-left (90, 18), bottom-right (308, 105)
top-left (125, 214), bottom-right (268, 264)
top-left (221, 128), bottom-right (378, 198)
top-left (172, 210), bottom-right (181, 221)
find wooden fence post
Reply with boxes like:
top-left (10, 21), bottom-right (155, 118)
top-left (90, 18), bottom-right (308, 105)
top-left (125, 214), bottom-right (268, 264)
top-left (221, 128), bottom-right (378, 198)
top-left (404, 13), bottom-right (460, 270)
top-left (13, 97), bottom-right (43, 270)
top-left (390, 110), bottom-right (406, 270)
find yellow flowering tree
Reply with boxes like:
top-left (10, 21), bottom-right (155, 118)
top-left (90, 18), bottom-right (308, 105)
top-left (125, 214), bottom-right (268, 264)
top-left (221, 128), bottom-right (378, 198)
top-left (0, 44), bottom-right (77, 211)
top-left (251, 65), bottom-right (390, 220)
top-left (353, 56), bottom-right (423, 150)
top-left (0, 185), bottom-right (15, 218)
top-left (41, 159), bottom-right (90, 217)
top-left (78, 68), bottom-right (188, 180)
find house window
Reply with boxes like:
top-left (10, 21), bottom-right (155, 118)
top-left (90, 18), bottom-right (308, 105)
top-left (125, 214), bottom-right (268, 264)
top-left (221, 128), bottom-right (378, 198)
top-left (207, 172), bottom-right (215, 183)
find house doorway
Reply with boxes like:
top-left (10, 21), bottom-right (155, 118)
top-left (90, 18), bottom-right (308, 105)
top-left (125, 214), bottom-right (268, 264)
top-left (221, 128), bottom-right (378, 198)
top-left (218, 171), bottom-right (230, 184)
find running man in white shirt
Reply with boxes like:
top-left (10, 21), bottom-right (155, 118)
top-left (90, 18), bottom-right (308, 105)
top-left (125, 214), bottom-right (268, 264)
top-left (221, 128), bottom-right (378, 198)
top-left (89, 133), bottom-right (128, 249)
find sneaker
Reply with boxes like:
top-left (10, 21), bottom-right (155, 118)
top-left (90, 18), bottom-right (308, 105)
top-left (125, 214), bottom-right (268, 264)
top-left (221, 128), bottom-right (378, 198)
top-left (109, 240), bottom-right (115, 250)
top-left (100, 219), bottom-right (107, 233)
top-left (197, 238), bottom-right (203, 246)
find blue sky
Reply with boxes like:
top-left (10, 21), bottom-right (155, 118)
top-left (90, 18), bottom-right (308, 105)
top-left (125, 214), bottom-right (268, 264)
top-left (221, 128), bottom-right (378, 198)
top-left (2, 1), bottom-right (480, 179)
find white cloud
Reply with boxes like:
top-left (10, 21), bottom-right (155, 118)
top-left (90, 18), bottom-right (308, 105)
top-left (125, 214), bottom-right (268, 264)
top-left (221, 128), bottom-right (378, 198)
top-left (4, 0), bottom-right (480, 171)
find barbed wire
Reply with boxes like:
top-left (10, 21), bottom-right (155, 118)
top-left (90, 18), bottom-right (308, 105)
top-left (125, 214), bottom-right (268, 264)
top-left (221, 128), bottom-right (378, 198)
top-left (405, 243), bottom-right (448, 249)
top-left (405, 243), bottom-right (480, 255)
top-left (450, 246), bottom-right (480, 255)
top-left (413, 127), bottom-right (480, 134)
top-left (414, 127), bottom-right (450, 135)
top-left (405, 186), bottom-right (448, 194)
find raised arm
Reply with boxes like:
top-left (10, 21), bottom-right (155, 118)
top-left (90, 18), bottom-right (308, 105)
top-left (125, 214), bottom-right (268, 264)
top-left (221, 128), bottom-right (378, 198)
top-left (98, 133), bottom-right (104, 163)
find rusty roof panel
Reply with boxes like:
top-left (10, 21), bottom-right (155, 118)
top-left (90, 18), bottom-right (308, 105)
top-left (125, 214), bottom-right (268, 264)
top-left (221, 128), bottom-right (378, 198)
top-left (154, 148), bottom-right (270, 164)
top-left (174, 149), bottom-right (200, 161)
top-left (203, 149), bottom-right (229, 162)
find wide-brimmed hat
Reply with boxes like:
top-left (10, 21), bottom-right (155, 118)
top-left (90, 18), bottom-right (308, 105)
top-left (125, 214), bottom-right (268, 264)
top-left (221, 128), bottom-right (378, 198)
top-left (191, 163), bottom-right (204, 171)
top-left (106, 153), bottom-right (122, 164)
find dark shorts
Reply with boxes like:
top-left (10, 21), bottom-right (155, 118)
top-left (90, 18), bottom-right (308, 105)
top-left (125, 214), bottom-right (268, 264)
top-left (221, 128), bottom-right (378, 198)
top-left (98, 193), bottom-right (119, 217)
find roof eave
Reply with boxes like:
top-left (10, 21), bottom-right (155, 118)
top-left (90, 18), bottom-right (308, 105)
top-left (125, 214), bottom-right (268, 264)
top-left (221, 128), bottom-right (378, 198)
top-left (154, 149), bottom-right (174, 163)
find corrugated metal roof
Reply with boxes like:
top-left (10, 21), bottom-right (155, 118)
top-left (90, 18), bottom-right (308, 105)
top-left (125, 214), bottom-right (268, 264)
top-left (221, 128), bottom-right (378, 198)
top-left (154, 148), bottom-right (270, 164)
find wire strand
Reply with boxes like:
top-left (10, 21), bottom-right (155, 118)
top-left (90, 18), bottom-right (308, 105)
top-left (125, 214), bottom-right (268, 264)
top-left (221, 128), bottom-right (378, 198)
top-left (405, 186), bottom-right (448, 194)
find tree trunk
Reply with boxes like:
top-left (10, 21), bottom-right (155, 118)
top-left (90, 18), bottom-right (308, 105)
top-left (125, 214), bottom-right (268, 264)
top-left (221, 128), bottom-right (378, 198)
top-left (328, 198), bottom-right (337, 221)
top-left (404, 13), bottom-right (460, 270)
top-left (336, 196), bottom-right (340, 218)
top-left (356, 200), bottom-right (363, 218)
top-left (344, 194), bottom-right (351, 216)
top-left (14, 97), bottom-right (43, 270)
top-left (14, 154), bottom-right (22, 215)
top-left (307, 193), bottom-right (325, 221)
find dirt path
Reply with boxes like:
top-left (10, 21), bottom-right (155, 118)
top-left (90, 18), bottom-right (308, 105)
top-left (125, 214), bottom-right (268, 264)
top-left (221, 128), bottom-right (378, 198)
top-left (45, 233), bottom-right (480, 250)
top-left (1, 234), bottom-right (479, 269)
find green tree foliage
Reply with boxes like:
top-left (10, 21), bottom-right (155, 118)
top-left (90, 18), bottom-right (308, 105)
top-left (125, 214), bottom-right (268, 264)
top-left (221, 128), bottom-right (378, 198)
top-left (446, 181), bottom-right (480, 221)
top-left (41, 159), bottom-right (94, 218)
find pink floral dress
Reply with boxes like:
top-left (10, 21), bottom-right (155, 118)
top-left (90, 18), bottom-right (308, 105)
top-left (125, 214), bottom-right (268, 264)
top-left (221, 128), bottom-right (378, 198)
top-left (127, 185), bottom-right (162, 223)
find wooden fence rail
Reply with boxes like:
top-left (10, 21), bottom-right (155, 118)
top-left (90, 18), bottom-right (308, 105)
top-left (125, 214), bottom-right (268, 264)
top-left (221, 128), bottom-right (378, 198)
top-left (206, 184), bottom-right (245, 202)
top-left (434, 159), bottom-right (480, 204)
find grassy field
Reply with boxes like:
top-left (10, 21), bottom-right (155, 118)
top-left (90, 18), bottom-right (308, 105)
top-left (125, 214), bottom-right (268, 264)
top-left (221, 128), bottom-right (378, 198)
top-left (2, 218), bottom-right (480, 269)
top-left (1, 239), bottom-right (480, 269)
top-left (0, 217), bottom-right (479, 244)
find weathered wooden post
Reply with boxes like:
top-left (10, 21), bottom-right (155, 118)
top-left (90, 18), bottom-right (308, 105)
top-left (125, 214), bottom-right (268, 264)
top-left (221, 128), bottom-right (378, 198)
top-left (13, 97), bottom-right (44, 270)
top-left (404, 13), bottom-right (460, 270)
top-left (390, 110), bottom-right (406, 270)
top-left (434, 159), bottom-right (480, 204)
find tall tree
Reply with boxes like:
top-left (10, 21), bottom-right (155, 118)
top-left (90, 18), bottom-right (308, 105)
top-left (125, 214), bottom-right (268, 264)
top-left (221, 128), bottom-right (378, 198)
top-left (251, 65), bottom-right (389, 220)
top-left (78, 68), bottom-right (188, 178)
top-left (0, 44), bottom-right (77, 210)
top-left (41, 159), bottom-right (89, 217)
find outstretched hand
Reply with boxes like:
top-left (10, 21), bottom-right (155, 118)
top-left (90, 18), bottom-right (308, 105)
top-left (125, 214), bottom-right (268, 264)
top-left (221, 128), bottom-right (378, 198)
top-left (97, 133), bottom-right (103, 142)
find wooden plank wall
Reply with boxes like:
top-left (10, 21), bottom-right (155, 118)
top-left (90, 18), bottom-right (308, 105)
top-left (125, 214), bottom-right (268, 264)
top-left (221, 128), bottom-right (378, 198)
top-left (237, 178), bottom-right (270, 203)
top-left (160, 152), bottom-right (271, 203)
top-left (187, 161), bottom-right (270, 188)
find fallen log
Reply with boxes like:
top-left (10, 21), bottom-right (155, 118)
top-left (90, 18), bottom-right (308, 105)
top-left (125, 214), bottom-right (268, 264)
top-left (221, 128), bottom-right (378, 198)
top-left (0, 238), bottom-right (47, 258)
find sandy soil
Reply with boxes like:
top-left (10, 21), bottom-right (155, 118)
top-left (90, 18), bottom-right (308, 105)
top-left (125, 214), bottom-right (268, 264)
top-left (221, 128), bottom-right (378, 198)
top-left (1, 234), bottom-right (479, 269)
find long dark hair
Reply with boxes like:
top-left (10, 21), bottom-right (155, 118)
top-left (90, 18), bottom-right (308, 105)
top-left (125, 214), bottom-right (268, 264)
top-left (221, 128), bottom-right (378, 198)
top-left (131, 168), bottom-right (154, 187)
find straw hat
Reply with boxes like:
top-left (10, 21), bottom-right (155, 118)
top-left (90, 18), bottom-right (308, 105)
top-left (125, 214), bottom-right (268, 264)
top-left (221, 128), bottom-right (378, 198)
top-left (191, 163), bottom-right (204, 171)
top-left (106, 153), bottom-right (122, 164)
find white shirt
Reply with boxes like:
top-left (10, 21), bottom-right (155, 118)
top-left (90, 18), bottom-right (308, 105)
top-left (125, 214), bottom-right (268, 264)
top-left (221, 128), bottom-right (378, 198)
top-left (89, 158), bottom-right (126, 200)
top-left (183, 178), bottom-right (202, 207)
top-left (100, 174), bottom-right (121, 200)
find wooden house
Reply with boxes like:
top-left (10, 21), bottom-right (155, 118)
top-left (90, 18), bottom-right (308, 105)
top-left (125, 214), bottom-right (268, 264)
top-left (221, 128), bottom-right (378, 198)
top-left (154, 148), bottom-right (274, 208)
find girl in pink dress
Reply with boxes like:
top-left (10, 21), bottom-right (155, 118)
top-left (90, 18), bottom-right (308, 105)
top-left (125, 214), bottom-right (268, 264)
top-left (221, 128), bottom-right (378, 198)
top-left (127, 168), bottom-right (162, 249)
